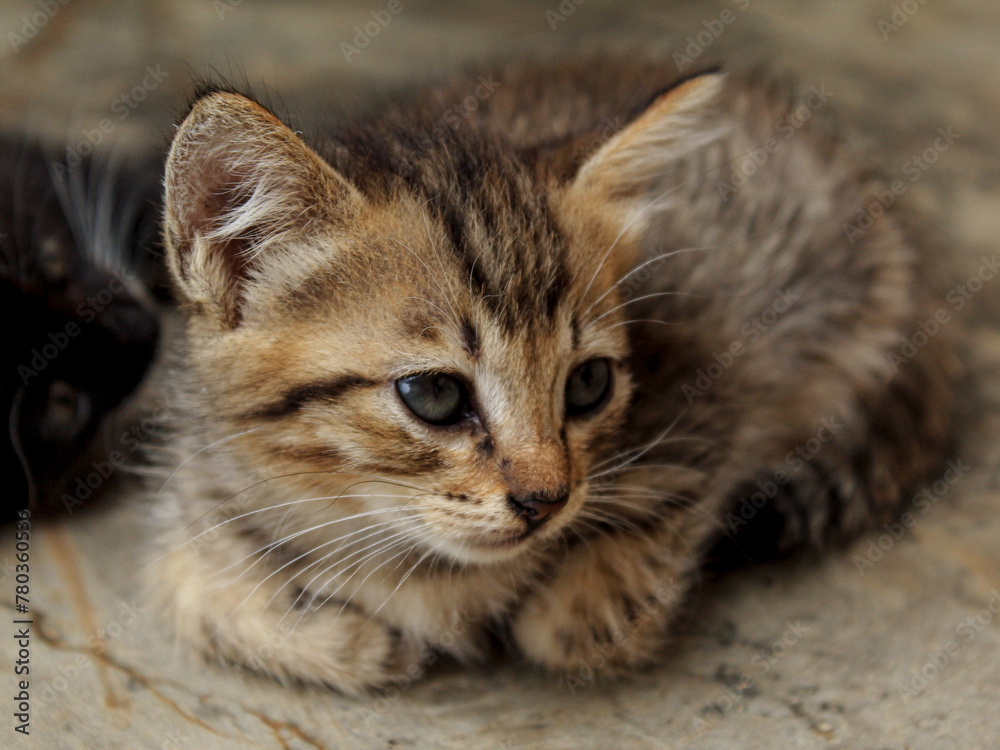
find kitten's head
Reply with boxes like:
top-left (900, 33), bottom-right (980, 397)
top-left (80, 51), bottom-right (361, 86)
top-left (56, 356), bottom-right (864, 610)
top-left (164, 75), bottom-right (724, 563)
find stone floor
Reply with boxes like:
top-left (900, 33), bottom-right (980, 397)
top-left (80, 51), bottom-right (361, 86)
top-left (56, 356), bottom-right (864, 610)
top-left (1, 0), bottom-right (999, 748)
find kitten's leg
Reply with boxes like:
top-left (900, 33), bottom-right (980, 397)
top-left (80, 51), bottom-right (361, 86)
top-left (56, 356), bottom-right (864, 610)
top-left (148, 530), bottom-right (426, 694)
top-left (511, 505), bottom-right (717, 676)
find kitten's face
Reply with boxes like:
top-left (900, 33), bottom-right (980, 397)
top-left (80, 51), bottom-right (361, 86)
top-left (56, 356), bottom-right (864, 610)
top-left (185, 188), bottom-right (634, 564)
top-left (165, 80), bottom-right (721, 563)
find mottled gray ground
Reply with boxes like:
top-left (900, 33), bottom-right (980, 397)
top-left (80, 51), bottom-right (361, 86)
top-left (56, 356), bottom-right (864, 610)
top-left (1, 1), bottom-right (998, 748)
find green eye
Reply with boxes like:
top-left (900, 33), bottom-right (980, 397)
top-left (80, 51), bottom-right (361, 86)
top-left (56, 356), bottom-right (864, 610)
top-left (565, 358), bottom-right (612, 417)
top-left (396, 373), bottom-right (470, 426)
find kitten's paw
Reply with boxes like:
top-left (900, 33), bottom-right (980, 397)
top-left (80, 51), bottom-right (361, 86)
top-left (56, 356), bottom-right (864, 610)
top-left (150, 543), bottom-right (427, 695)
top-left (511, 542), bottom-right (684, 678)
top-left (254, 603), bottom-right (427, 694)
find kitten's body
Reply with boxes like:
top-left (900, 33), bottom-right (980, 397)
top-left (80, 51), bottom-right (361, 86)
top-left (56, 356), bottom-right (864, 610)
top-left (150, 58), bottom-right (956, 691)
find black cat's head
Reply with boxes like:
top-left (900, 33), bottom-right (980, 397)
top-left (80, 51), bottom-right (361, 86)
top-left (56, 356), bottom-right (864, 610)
top-left (0, 138), bottom-right (163, 518)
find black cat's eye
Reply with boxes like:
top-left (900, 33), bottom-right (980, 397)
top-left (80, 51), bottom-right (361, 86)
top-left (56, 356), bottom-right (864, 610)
top-left (565, 358), bottom-right (613, 417)
top-left (396, 373), bottom-right (471, 426)
top-left (38, 380), bottom-right (92, 440)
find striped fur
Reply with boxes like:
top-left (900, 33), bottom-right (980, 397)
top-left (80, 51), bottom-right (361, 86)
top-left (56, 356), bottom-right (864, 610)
top-left (148, 56), bottom-right (957, 691)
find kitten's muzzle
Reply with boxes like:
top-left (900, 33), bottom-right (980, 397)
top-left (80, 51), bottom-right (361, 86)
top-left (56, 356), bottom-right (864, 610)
top-left (506, 490), bottom-right (568, 530)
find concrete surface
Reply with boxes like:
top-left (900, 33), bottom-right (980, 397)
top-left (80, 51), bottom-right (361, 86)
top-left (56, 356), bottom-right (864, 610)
top-left (1, 1), bottom-right (999, 748)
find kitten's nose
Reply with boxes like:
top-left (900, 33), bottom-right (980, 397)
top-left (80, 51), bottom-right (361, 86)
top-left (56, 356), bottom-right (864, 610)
top-left (506, 490), bottom-right (568, 528)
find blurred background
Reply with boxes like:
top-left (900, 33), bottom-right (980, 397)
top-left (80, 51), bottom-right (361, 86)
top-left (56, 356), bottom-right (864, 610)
top-left (0, 1), bottom-right (998, 749)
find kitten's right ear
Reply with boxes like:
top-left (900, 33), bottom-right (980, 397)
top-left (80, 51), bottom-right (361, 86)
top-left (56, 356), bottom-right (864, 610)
top-left (164, 91), bottom-right (359, 327)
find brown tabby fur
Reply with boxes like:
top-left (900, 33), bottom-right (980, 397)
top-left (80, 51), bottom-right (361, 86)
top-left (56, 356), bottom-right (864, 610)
top-left (147, 56), bottom-right (957, 693)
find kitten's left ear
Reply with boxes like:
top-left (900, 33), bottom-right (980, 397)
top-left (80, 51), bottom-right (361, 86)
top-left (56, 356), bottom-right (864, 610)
top-left (569, 72), bottom-right (728, 222)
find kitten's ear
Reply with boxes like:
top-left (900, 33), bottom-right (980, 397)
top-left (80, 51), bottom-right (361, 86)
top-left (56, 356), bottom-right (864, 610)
top-left (164, 91), bottom-right (358, 326)
top-left (569, 72), bottom-right (728, 220)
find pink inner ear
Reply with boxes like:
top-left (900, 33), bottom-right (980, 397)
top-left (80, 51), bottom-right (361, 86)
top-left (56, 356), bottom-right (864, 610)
top-left (170, 140), bottom-right (250, 244)
top-left (163, 91), bottom-right (360, 328)
top-left (167, 179), bottom-right (253, 297)
top-left (164, 110), bottom-right (281, 325)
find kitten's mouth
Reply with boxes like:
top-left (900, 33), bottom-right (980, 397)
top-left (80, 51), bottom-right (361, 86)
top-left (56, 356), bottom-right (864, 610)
top-left (434, 508), bottom-right (573, 563)
top-left (467, 507), bottom-right (572, 557)
top-left (442, 529), bottom-right (535, 562)
top-left (485, 531), bottom-right (533, 549)
top-left (472, 522), bottom-right (559, 555)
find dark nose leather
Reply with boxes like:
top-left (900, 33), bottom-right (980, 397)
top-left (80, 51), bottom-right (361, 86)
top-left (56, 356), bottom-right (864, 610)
top-left (506, 490), bottom-right (568, 528)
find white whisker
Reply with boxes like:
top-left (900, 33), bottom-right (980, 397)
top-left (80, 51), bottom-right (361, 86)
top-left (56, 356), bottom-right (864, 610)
top-left (369, 547), bottom-right (435, 619)
top-left (578, 182), bottom-right (687, 307)
top-left (157, 426), bottom-right (265, 493)
top-left (582, 244), bottom-right (716, 318)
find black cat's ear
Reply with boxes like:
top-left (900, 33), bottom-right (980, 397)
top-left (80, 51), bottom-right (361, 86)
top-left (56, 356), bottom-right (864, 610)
top-left (569, 72), bottom-right (728, 220)
top-left (163, 91), bottom-right (360, 327)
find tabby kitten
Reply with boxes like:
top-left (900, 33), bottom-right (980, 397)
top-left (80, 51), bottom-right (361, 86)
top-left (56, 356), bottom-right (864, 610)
top-left (0, 138), bottom-right (161, 519)
top-left (150, 58), bottom-right (955, 693)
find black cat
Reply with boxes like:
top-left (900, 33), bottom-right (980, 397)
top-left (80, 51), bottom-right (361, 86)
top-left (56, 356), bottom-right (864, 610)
top-left (0, 137), bottom-right (164, 519)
